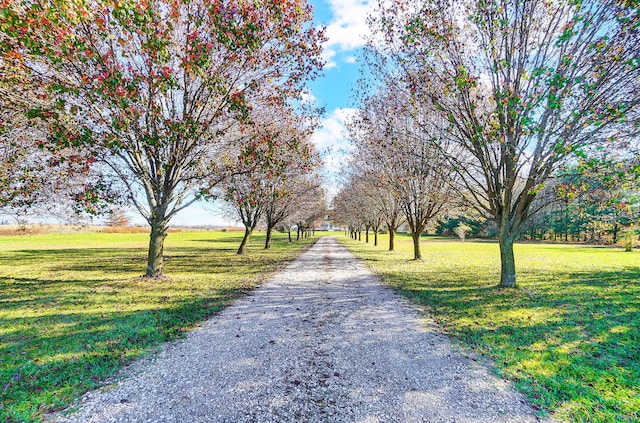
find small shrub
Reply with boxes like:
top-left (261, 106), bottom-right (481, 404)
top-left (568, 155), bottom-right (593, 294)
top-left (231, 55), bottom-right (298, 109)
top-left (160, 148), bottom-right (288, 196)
top-left (622, 227), bottom-right (636, 252)
top-left (454, 223), bottom-right (472, 241)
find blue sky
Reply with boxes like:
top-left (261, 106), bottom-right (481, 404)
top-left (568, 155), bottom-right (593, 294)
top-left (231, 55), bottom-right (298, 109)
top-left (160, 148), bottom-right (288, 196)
top-left (308, 0), bottom-right (365, 111)
top-left (307, 0), bottom-right (375, 193)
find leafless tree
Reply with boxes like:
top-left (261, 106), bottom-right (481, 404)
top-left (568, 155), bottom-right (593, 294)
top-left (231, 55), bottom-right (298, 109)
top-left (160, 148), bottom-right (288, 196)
top-left (348, 87), bottom-right (456, 260)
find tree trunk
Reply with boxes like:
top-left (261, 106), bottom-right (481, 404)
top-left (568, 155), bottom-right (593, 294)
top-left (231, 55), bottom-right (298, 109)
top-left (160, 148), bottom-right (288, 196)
top-left (411, 231), bottom-right (422, 260)
top-left (365, 227), bottom-right (369, 243)
top-left (564, 202), bottom-right (569, 242)
top-left (374, 230), bottom-right (378, 246)
top-left (146, 220), bottom-right (167, 277)
top-left (288, 229), bottom-right (292, 242)
top-left (389, 229), bottom-right (395, 251)
top-left (237, 227), bottom-right (253, 255)
top-left (296, 226), bottom-right (300, 241)
top-left (358, 230), bottom-right (361, 241)
top-left (498, 232), bottom-right (517, 288)
top-left (265, 224), bottom-right (273, 249)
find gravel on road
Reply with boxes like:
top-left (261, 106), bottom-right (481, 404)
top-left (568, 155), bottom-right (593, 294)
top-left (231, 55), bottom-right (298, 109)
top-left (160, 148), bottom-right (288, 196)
top-left (50, 236), bottom-right (548, 423)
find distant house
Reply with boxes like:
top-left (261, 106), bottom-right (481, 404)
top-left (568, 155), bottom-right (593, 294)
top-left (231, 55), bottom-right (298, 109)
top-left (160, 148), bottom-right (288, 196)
top-left (317, 210), bottom-right (341, 231)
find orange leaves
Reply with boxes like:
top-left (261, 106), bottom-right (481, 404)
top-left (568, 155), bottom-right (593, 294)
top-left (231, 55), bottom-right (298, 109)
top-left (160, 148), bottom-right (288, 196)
top-left (160, 66), bottom-right (172, 79)
top-left (1, 0), bottom-right (323, 224)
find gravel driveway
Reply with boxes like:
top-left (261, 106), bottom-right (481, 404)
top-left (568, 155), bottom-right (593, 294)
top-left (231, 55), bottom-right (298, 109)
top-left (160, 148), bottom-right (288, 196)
top-left (51, 236), bottom-right (547, 422)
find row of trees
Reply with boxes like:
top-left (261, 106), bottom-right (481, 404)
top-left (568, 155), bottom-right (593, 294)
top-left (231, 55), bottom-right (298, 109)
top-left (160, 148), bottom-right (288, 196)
top-left (521, 168), bottom-right (640, 243)
top-left (435, 166), bottom-right (640, 244)
top-left (336, 0), bottom-right (639, 287)
top-left (216, 110), bottom-right (326, 254)
top-left (0, 0), bottom-right (326, 276)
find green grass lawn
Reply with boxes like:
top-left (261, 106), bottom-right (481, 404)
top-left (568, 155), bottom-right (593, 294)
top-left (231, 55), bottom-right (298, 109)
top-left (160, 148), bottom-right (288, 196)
top-left (0, 230), bottom-right (316, 423)
top-left (339, 233), bottom-right (639, 423)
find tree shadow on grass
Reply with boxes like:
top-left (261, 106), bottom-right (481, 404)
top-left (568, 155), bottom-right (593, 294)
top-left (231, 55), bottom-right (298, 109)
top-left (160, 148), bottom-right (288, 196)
top-left (384, 266), bottom-right (640, 421)
top-left (0, 245), bottom-right (293, 278)
top-left (0, 235), bottom-right (316, 422)
top-left (0, 290), bottom-right (245, 423)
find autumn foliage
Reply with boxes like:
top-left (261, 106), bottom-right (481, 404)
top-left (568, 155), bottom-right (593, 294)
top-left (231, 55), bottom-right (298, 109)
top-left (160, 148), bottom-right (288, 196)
top-left (0, 0), bottom-right (325, 276)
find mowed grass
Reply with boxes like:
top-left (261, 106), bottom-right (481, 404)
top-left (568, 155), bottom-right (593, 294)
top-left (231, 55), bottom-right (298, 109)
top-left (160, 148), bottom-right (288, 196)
top-left (339, 233), bottom-right (639, 423)
top-left (0, 230), bottom-right (317, 423)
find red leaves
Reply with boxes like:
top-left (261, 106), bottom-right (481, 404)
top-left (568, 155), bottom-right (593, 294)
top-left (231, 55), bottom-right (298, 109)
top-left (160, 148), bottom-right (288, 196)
top-left (1, 0), bottom-right (324, 225)
top-left (161, 66), bottom-right (172, 79)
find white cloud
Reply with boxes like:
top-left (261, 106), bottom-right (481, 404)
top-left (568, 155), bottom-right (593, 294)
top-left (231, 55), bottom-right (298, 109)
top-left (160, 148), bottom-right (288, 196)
top-left (344, 56), bottom-right (358, 64)
top-left (311, 108), bottom-right (357, 196)
top-left (300, 89), bottom-right (318, 105)
top-left (321, 0), bottom-right (376, 68)
top-left (311, 108), bottom-right (356, 151)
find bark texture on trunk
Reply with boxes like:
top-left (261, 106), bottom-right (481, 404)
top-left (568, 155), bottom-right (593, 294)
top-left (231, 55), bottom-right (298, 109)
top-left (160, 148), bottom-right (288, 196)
top-left (146, 221), bottom-right (167, 278)
top-left (389, 230), bottom-right (395, 251)
top-left (265, 225), bottom-right (273, 249)
top-left (237, 228), bottom-right (253, 255)
top-left (374, 230), bottom-right (378, 247)
top-left (411, 231), bottom-right (422, 260)
top-left (498, 233), bottom-right (517, 287)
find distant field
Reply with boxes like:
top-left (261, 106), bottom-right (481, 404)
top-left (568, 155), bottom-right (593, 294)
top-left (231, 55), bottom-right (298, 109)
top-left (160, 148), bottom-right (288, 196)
top-left (0, 230), bottom-right (316, 423)
top-left (0, 224), bottom-right (245, 236)
top-left (340, 233), bottom-right (639, 423)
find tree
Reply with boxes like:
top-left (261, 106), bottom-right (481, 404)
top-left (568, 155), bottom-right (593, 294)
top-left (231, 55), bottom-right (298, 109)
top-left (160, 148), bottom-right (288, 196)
top-left (294, 192), bottom-right (326, 240)
top-left (331, 187), bottom-right (356, 239)
top-left (1, 0), bottom-right (324, 277)
top-left (277, 183), bottom-right (324, 243)
top-left (0, 55), bottom-right (112, 220)
top-left (0, 59), bottom-right (45, 215)
top-left (258, 115), bottom-right (321, 250)
top-left (106, 208), bottom-right (130, 227)
top-left (372, 0), bottom-right (640, 285)
top-left (335, 171), bottom-right (399, 248)
top-left (518, 158), bottom-right (640, 243)
top-left (218, 102), bottom-right (320, 254)
top-left (263, 176), bottom-right (322, 249)
top-left (454, 223), bottom-right (471, 242)
top-left (347, 86), bottom-right (455, 260)
top-left (374, 186), bottom-right (404, 251)
top-left (223, 174), bottom-right (264, 255)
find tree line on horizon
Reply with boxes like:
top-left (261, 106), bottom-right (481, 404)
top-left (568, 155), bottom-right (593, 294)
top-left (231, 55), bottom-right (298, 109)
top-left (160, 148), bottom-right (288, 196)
top-left (337, 165), bottom-right (640, 246)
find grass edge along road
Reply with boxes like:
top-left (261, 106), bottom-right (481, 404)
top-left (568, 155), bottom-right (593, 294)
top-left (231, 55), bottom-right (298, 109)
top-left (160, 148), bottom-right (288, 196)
top-left (0, 230), bottom-right (317, 423)
top-left (339, 233), bottom-right (639, 423)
